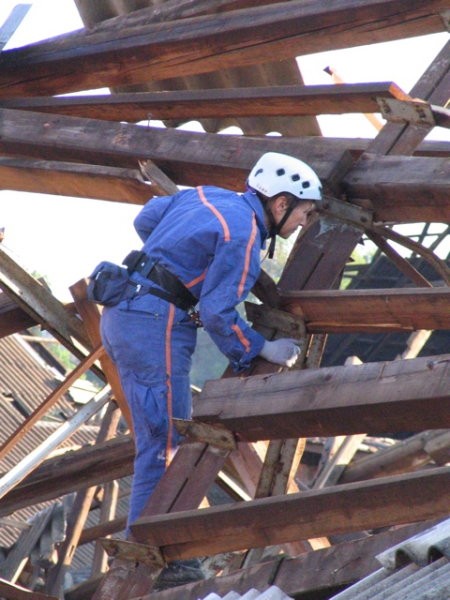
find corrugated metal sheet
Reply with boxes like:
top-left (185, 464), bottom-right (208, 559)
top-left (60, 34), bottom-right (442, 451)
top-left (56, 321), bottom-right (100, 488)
top-left (330, 518), bottom-right (450, 600)
top-left (203, 586), bottom-right (293, 599)
top-left (72, 0), bottom-right (321, 136)
top-left (0, 334), bottom-right (103, 547)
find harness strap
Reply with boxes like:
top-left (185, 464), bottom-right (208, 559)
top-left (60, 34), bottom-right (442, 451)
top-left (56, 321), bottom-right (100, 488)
top-left (123, 250), bottom-right (197, 311)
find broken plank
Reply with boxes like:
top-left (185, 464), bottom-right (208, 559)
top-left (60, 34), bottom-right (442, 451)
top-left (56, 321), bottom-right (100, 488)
top-left (0, 82), bottom-right (410, 121)
top-left (279, 287), bottom-right (450, 333)
top-left (130, 467), bottom-right (450, 559)
top-left (340, 429), bottom-right (450, 483)
top-left (0, 1), bottom-right (445, 97)
top-left (0, 507), bottom-right (53, 583)
top-left (193, 354), bottom-right (450, 440)
top-left (0, 247), bottom-right (90, 349)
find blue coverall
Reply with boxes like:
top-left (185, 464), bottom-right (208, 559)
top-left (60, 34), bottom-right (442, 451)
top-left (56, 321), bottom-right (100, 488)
top-left (100, 185), bottom-right (268, 530)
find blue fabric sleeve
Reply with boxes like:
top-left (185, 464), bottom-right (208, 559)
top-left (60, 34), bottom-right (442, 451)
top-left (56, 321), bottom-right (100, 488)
top-left (133, 195), bottom-right (175, 242)
top-left (199, 229), bottom-right (265, 372)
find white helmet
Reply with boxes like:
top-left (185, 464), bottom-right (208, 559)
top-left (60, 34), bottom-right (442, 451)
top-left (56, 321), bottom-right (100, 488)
top-left (248, 152), bottom-right (322, 202)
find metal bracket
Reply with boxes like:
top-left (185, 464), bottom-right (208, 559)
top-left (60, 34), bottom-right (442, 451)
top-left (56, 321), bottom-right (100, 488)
top-left (317, 195), bottom-right (373, 228)
top-left (173, 418), bottom-right (237, 451)
top-left (376, 97), bottom-right (435, 126)
top-left (99, 538), bottom-right (165, 567)
top-left (245, 302), bottom-right (307, 338)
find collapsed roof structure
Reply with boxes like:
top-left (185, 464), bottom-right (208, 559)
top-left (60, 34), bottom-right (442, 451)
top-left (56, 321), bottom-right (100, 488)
top-left (0, 1), bottom-right (449, 599)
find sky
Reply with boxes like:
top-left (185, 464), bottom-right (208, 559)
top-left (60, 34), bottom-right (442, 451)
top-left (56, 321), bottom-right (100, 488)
top-left (0, 1), bottom-right (448, 302)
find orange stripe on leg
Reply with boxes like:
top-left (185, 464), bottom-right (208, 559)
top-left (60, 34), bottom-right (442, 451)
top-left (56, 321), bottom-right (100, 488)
top-left (231, 323), bottom-right (251, 353)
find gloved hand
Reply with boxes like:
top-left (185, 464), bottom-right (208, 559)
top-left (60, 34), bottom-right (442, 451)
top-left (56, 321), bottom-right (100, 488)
top-left (259, 338), bottom-right (301, 367)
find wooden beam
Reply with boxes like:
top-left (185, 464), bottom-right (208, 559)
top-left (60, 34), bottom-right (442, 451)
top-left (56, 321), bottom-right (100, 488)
top-left (340, 429), bottom-right (450, 483)
top-left (0, 306), bottom-right (37, 338)
top-left (365, 40), bottom-right (450, 156)
top-left (0, 1), bottom-right (445, 97)
top-left (0, 247), bottom-right (90, 349)
top-left (0, 436), bottom-right (134, 518)
top-left (122, 521), bottom-right (438, 600)
top-left (0, 82), bottom-right (410, 121)
top-left (0, 157), bottom-right (151, 204)
top-left (0, 107), bottom-right (349, 184)
top-left (193, 354), bottom-right (450, 440)
top-left (130, 467), bottom-right (450, 559)
top-left (342, 153), bottom-right (450, 222)
top-left (278, 287), bottom-right (450, 333)
top-left (0, 108), bottom-right (447, 222)
top-left (92, 441), bottom-right (230, 599)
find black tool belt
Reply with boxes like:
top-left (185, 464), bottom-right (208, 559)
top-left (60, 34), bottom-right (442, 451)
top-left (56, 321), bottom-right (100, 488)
top-left (123, 250), bottom-right (197, 311)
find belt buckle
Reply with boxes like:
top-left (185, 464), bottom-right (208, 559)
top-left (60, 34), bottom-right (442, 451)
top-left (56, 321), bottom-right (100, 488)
top-left (188, 308), bottom-right (203, 328)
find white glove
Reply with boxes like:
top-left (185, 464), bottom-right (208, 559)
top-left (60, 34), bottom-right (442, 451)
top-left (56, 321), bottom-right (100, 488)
top-left (259, 338), bottom-right (301, 367)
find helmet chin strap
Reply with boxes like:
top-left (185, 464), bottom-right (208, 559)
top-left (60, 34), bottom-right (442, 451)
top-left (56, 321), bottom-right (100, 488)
top-left (266, 198), bottom-right (296, 259)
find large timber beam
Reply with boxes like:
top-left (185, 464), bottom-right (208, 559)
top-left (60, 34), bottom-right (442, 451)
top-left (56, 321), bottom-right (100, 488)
top-left (0, 109), bottom-right (448, 222)
top-left (277, 287), bottom-right (450, 332)
top-left (343, 152), bottom-right (450, 220)
top-left (0, 158), bottom-right (151, 204)
top-left (120, 521), bottom-right (437, 600)
top-left (0, 82), bottom-right (410, 122)
top-left (0, 436), bottom-right (134, 518)
top-left (130, 467), bottom-right (450, 560)
top-left (0, 1), bottom-right (446, 97)
top-left (193, 354), bottom-right (450, 440)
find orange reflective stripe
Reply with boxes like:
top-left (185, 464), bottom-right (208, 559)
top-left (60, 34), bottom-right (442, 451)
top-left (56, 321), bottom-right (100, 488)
top-left (231, 323), bottom-right (251, 353)
top-left (238, 213), bottom-right (257, 299)
top-left (165, 303), bottom-right (176, 468)
top-left (197, 186), bottom-right (231, 242)
top-left (185, 268), bottom-right (207, 289)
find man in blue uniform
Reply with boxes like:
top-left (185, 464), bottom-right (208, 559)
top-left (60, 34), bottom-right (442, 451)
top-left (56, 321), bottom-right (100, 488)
top-left (99, 152), bottom-right (322, 587)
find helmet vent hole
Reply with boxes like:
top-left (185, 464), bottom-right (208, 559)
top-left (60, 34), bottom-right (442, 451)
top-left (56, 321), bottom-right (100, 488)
top-left (291, 174), bottom-right (300, 182)
top-left (302, 181), bottom-right (310, 189)
top-left (276, 168), bottom-right (285, 176)
top-left (255, 168), bottom-right (263, 177)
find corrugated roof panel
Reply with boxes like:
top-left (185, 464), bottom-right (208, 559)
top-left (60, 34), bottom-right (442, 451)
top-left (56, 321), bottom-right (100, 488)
top-left (330, 519), bottom-right (450, 600)
top-left (203, 587), bottom-right (293, 600)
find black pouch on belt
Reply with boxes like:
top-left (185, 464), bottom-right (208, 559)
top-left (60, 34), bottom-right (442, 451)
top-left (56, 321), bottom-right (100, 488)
top-left (87, 261), bottom-right (129, 306)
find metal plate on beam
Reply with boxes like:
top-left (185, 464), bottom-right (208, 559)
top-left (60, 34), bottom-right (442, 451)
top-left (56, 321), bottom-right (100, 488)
top-left (377, 98), bottom-right (435, 126)
top-left (100, 538), bottom-right (165, 567)
top-left (173, 418), bottom-right (236, 451)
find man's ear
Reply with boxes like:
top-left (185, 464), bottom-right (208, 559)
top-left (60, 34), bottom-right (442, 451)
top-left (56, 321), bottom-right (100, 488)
top-left (272, 194), bottom-right (289, 217)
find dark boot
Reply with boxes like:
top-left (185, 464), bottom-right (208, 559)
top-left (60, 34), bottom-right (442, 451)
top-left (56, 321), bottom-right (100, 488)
top-left (153, 559), bottom-right (205, 591)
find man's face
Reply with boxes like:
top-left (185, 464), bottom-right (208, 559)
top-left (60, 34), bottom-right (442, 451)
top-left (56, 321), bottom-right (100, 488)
top-left (272, 196), bottom-right (316, 238)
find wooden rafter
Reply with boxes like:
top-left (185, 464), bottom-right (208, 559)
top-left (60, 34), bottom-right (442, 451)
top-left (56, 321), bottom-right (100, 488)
top-left (194, 354), bottom-right (450, 440)
top-left (130, 467), bottom-right (450, 560)
top-left (0, 1), bottom-right (446, 97)
top-left (0, 82), bottom-right (411, 121)
top-left (0, 109), bottom-right (448, 222)
top-left (276, 287), bottom-right (450, 332)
